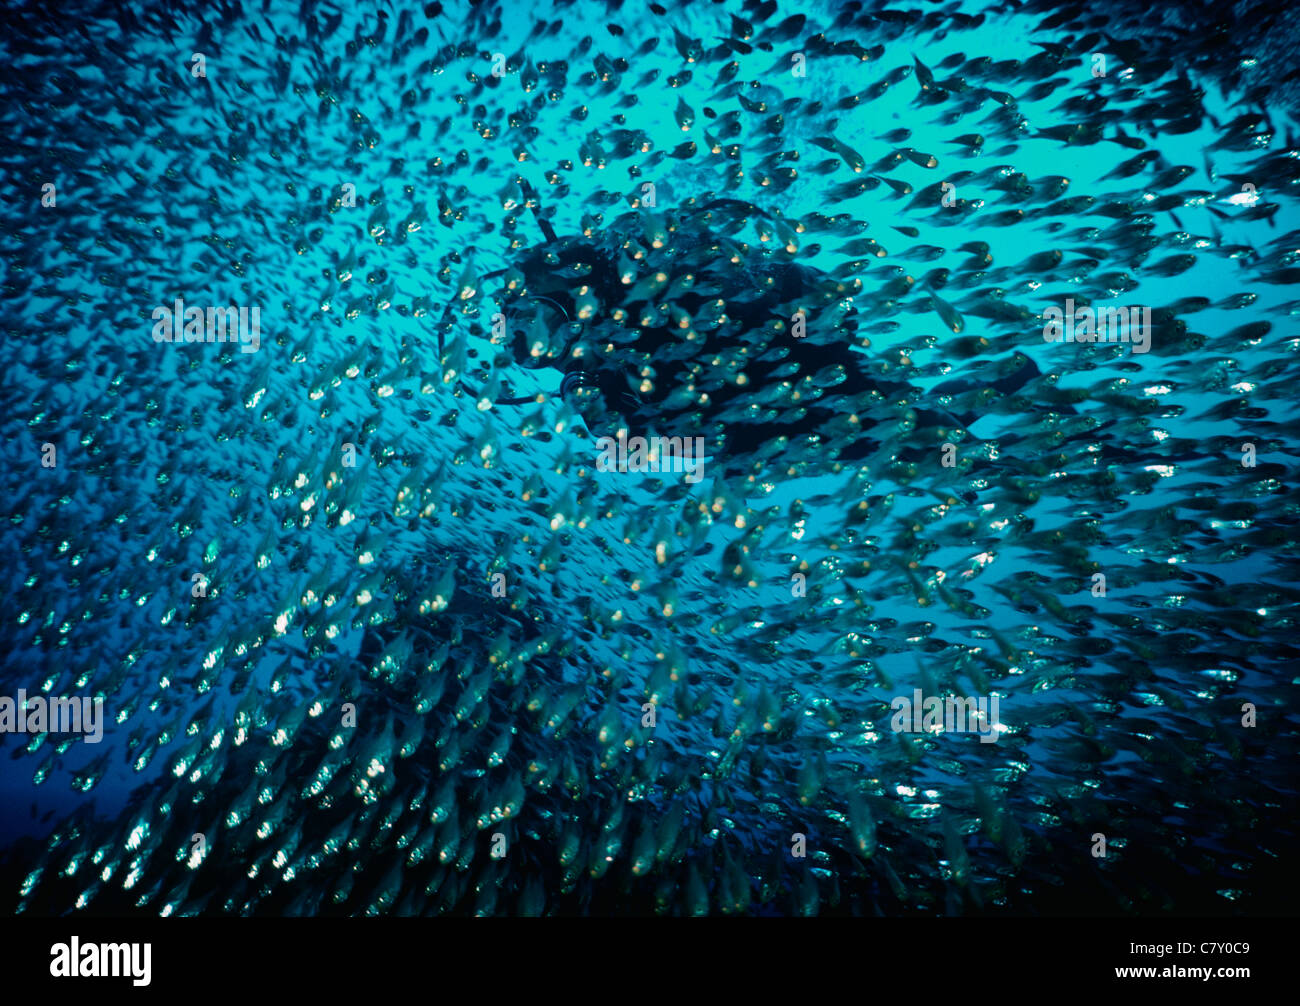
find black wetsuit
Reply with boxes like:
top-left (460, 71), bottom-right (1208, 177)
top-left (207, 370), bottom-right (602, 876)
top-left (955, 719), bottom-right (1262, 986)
top-left (495, 204), bottom-right (1049, 473)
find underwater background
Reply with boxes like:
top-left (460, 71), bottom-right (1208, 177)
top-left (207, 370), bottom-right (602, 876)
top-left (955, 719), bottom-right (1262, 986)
top-left (1, 0), bottom-right (1297, 917)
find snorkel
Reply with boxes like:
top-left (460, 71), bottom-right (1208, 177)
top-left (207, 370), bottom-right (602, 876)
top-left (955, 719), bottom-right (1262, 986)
top-left (430, 177), bottom-right (574, 406)
top-left (432, 176), bottom-right (641, 433)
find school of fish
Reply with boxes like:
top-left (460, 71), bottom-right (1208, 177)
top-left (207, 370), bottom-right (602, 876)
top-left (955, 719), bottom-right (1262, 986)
top-left (1, 0), bottom-right (1297, 916)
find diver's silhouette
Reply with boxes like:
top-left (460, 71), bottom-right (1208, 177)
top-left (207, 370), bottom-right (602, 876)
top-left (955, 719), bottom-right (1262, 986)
top-left (436, 184), bottom-right (1054, 477)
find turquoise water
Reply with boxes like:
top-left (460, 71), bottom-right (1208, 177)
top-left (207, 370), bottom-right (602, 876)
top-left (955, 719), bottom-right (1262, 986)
top-left (1, 0), bottom-right (1297, 915)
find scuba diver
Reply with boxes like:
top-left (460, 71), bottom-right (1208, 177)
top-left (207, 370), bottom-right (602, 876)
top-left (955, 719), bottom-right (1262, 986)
top-left (435, 182), bottom-right (1052, 480)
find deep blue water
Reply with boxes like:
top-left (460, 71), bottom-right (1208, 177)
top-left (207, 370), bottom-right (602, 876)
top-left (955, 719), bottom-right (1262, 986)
top-left (1, 0), bottom-right (1297, 916)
